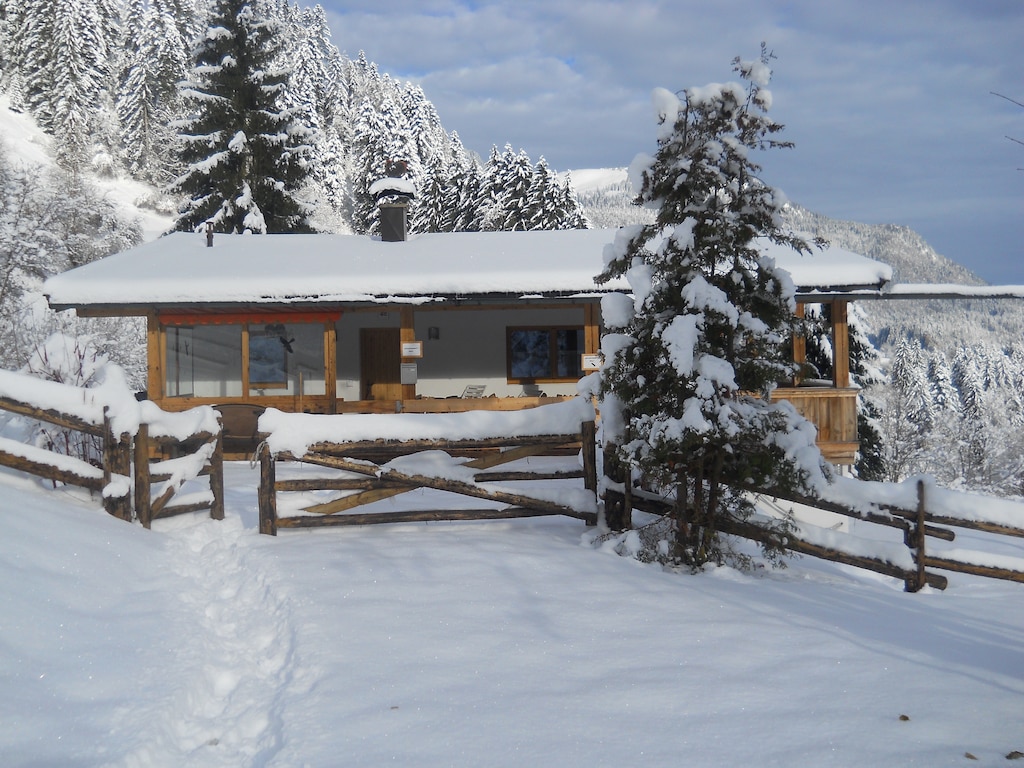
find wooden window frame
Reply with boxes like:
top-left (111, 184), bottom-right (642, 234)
top-left (158, 313), bottom-right (339, 400)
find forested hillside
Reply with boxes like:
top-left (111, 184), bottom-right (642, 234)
top-left (0, 0), bottom-right (587, 378)
top-left (0, 0), bottom-right (587, 237)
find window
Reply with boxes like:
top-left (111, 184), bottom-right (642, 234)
top-left (507, 326), bottom-right (584, 382)
top-left (166, 323), bottom-right (243, 397)
top-left (162, 316), bottom-right (330, 398)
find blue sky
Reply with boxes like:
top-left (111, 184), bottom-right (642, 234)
top-left (318, 0), bottom-right (1021, 283)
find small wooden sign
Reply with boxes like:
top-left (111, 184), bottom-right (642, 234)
top-left (401, 341), bottom-right (423, 358)
top-left (581, 354), bottom-right (602, 371)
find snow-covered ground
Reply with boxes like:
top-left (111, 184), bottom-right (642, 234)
top-left (1, 460), bottom-right (1022, 767)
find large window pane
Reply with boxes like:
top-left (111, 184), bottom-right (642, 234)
top-left (248, 321), bottom-right (327, 395)
top-left (166, 324), bottom-right (243, 397)
top-left (509, 329), bottom-right (551, 378)
top-left (289, 323), bottom-right (326, 395)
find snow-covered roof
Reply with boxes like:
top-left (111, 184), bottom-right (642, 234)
top-left (44, 229), bottom-right (892, 311)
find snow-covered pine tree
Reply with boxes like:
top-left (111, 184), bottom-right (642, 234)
top-left (480, 145), bottom-right (534, 231)
top-left (525, 157), bottom-right (560, 230)
top-left (951, 348), bottom-right (989, 487)
top-left (556, 171), bottom-right (590, 230)
top-left (171, 0), bottom-right (313, 233)
top-left (595, 49), bottom-right (830, 568)
top-left (878, 337), bottom-right (931, 482)
top-left (118, 0), bottom-right (193, 183)
top-left (6, 0), bottom-right (117, 171)
top-left (413, 154), bottom-right (450, 233)
top-left (446, 132), bottom-right (483, 231)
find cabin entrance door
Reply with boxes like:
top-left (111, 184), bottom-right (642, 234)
top-left (359, 327), bottom-right (402, 401)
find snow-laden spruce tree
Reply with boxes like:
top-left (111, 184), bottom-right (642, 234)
top-left (595, 50), bottom-right (831, 568)
top-left (171, 0), bottom-right (313, 233)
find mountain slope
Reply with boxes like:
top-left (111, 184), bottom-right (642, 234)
top-left (573, 167), bottom-right (1024, 352)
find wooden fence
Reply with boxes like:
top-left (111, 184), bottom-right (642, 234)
top-left (257, 420), bottom-right (598, 535)
top-left (626, 477), bottom-right (1024, 591)
top-left (0, 380), bottom-right (223, 525)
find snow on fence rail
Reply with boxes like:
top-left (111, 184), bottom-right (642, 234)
top-left (0, 368), bottom-right (224, 525)
top-left (629, 473), bottom-right (1024, 591)
top-left (255, 398), bottom-right (599, 534)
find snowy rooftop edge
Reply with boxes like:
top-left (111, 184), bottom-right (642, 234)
top-left (43, 229), bottom-right (893, 308)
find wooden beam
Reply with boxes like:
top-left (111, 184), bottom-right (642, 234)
top-left (147, 313), bottom-right (162, 403)
top-left (584, 303), bottom-right (600, 355)
top-left (792, 302), bottom-right (806, 385)
top-left (324, 319), bottom-right (338, 414)
top-left (276, 507), bottom-right (590, 528)
top-left (0, 396), bottom-right (104, 436)
top-left (307, 433), bottom-right (580, 456)
top-left (400, 306), bottom-right (417, 401)
top-left (0, 447), bottom-right (105, 492)
top-left (831, 300), bottom-right (850, 388)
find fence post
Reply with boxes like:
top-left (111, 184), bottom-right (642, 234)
top-left (581, 419), bottom-right (598, 491)
top-left (102, 408), bottom-right (133, 522)
top-left (209, 429), bottom-right (225, 521)
top-left (258, 441), bottom-right (277, 535)
top-left (904, 479), bottom-right (928, 592)
top-left (134, 422), bottom-right (152, 528)
top-left (602, 442), bottom-right (631, 531)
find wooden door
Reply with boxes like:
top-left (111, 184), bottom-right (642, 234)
top-left (360, 327), bottom-right (402, 401)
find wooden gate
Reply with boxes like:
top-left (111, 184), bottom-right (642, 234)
top-left (255, 400), bottom-right (599, 534)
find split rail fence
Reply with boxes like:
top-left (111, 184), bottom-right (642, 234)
top-left (625, 477), bottom-right (1024, 591)
top-left (257, 419), bottom-right (598, 535)
top-left (0, 378), bottom-right (223, 526)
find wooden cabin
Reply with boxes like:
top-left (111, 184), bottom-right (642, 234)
top-left (43, 222), bottom-right (892, 464)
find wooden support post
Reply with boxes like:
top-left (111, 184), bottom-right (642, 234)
top-left (258, 442), bottom-right (277, 535)
top-left (134, 423), bottom-right (152, 528)
top-left (399, 306), bottom-right (417, 402)
top-left (584, 303), bottom-right (601, 356)
top-left (831, 300), bottom-right (850, 389)
top-left (102, 408), bottom-right (132, 522)
top-left (904, 479), bottom-right (928, 592)
top-left (602, 442), bottom-right (631, 531)
top-left (209, 431), bottom-right (225, 521)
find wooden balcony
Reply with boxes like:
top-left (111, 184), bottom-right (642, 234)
top-left (770, 386), bottom-right (859, 465)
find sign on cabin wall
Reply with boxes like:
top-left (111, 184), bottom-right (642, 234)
top-left (581, 354), bottom-right (602, 372)
top-left (401, 341), bottom-right (423, 358)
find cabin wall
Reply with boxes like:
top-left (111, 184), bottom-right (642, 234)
top-left (334, 306), bottom-right (587, 400)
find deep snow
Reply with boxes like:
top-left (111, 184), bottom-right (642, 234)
top-left (1, 462), bottom-right (1022, 767)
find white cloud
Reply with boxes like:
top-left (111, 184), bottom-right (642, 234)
top-left (320, 0), bottom-right (1023, 282)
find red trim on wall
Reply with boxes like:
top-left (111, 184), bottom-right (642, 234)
top-left (159, 310), bottom-right (342, 326)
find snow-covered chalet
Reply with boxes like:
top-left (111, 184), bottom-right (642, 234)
top-left (43, 203), bottom-right (893, 464)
